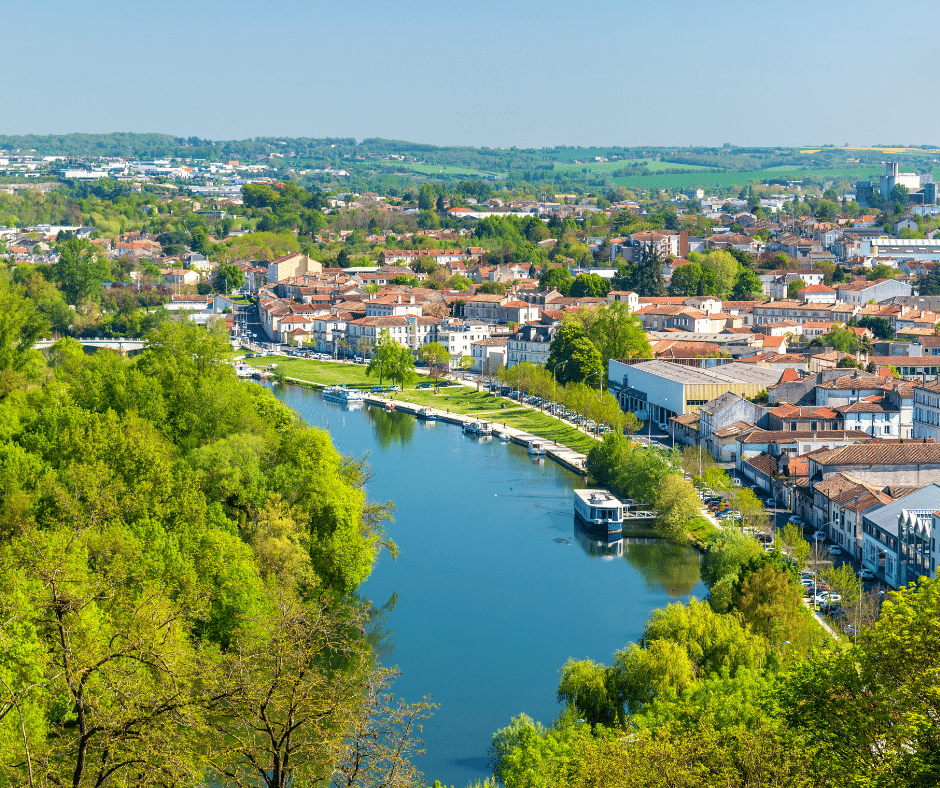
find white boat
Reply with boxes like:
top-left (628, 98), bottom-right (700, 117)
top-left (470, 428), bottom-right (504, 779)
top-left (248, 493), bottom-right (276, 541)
top-left (573, 489), bottom-right (624, 537)
top-left (463, 420), bottom-right (493, 436)
top-left (416, 407), bottom-right (437, 421)
top-left (323, 385), bottom-right (365, 404)
top-left (498, 432), bottom-right (511, 442)
top-left (528, 440), bottom-right (546, 456)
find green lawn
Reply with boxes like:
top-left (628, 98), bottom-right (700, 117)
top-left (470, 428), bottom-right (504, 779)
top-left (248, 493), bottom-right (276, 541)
top-left (243, 358), bottom-right (599, 455)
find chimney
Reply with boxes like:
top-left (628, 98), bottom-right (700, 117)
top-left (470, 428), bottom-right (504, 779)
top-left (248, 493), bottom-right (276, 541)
top-left (397, 295), bottom-right (402, 304)
top-left (410, 295), bottom-right (415, 304)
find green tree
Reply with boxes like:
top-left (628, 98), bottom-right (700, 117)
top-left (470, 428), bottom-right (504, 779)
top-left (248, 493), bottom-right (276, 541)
top-left (539, 267), bottom-right (573, 295)
top-left (822, 325), bottom-right (858, 353)
top-left (697, 250), bottom-right (739, 300)
top-left (867, 263), bottom-right (897, 281)
top-left (52, 238), bottom-right (110, 304)
top-left (569, 273), bottom-right (609, 298)
top-left (476, 281), bottom-right (506, 295)
top-left (366, 329), bottom-right (400, 385)
top-left (546, 322), bottom-right (604, 386)
top-left (419, 341), bottom-right (451, 384)
top-left (787, 278), bottom-right (806, 299)
top-left (215, 262), bottom-right (244, 293)
top-left (668, 262), bottom-right (717, 297)
top-left (655, 476), bottom-right (701, 540)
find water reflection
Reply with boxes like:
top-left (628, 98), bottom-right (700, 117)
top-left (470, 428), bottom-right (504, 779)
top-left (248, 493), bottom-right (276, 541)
top-left (573, 519), bottom-right (624, 560)
top-left (366, 405), bottom-right (416, 448)
top-left (622, 539), bottom-right (702, 598)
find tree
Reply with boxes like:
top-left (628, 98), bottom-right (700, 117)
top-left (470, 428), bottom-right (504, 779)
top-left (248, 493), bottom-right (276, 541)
top-left (890, 183), bottom-right (910, 213)
top-left (546, 322), bottom-right (603, 387)
top-left (215, 263), bottom-right (244, 293)
top-left (366, 329), bottom-right (400, 385)
top-left (419, 342), bottom-right (451, 384)
top-left (476, 281), bottom-right (506, 295)
top-left (624, 243), bottom-right (666, 297)
top-left (538, 267), bottom-right (572, 295)
top-left (570, 273), bottom-right (609, 298)
top-left (668, 262), bottom-right (717, 297)
top-left (697, 250), bottom-right (738, 299)
top-left (787, 278), bottom-right (806, 299)
top-left (52, 238), bottom-right (110, 304)
top-left (822, 325), bottom-right (858, 353)
top-left (0, 276), bottom-right (48, 386)
top-left (571, 301), bottom-right (651, 369)
top-left (856, 315), bottom-right (894, 340)
top-left (655, 476), bottom-right (701, 540)
top-left (867, 263), bottom-right (897, 281)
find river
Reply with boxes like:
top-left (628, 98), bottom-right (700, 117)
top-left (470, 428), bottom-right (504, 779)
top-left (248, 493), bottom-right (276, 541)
top-left (269, 384), bottom-right (704, 787)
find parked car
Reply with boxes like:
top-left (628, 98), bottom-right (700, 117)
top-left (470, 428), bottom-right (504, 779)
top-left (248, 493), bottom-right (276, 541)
top-left (859, 568), bottom-right (875, 580)
top-left (370, 386), bottom-right (385, 393)
top-left (387, 385), bottom-right (400, 392)
top-left (416, 381), bottom-right (434, 389)
top-left (764, 498), bottom-right (775, 508)
top-left (815, 592), bottom-right (842, 609)
top-left (813, 530), bottom-right (827, 541)
top-left (788, 515), bottom-right (803, 525)
top-left (827, 544), bottom-right (841, 556)
top-left (805, 583), bottom-right (829, 597)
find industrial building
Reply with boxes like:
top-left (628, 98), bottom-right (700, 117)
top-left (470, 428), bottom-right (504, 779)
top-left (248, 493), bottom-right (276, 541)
top-left (608, 359), bottom-right (782, 426)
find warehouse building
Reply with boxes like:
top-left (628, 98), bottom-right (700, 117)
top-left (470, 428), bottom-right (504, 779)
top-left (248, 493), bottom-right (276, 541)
top-left (608, 359), bottom-right (783, 426)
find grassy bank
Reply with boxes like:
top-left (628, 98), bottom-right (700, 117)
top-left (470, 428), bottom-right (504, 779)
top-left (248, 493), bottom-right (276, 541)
top-left (243, 357), bottom-right (599, 456)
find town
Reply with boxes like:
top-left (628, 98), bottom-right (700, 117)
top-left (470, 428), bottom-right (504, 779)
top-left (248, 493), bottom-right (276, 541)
top-left (3, 138), bottom-right (940, 787)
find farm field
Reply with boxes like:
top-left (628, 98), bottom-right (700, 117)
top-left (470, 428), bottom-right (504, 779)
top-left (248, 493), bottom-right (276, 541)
top-left (611, 165), bottom-right (887, 190)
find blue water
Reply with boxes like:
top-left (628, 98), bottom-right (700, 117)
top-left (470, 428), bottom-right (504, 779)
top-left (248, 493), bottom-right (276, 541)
top-left (270, 385), bottom-right (705, 787)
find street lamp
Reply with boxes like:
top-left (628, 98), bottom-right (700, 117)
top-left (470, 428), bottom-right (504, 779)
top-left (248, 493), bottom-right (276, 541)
top-left (552, 360), bottom-right (568, 405)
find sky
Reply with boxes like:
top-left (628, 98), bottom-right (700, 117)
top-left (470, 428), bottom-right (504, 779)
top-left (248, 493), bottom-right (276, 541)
top-left (5, 0), bottom-right (940, 149)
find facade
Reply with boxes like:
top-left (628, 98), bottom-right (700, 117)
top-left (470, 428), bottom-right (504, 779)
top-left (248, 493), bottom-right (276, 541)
top-left (913, 380), bottom-right (940, 441)
top-left (267, 253), bottom-right (322, 283)
top-left (507, 325), bottom-right (554, 368)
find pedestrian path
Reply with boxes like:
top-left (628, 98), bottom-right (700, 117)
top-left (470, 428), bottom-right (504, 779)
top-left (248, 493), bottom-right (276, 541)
top-left (366, 395), bottom-right (589, 475)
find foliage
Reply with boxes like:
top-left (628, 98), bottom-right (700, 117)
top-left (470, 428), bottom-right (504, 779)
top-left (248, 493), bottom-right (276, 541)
top-left (52, 238), bottom-right (111, 304)
top-left (546, 322), bottom-right (604, 387)
top-left (476, 280), bottom-right (506, 295)
top-left (787, 278), bottom-right (806, 299)
top-left (668, 261), bottom-right (717, 297)
top-left (539, 267), bottom-right (573, 295)
top-left (570, 273), bottom-right (609, 298)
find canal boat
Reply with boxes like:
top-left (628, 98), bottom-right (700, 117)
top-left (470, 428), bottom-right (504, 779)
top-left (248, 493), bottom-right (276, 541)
top-left (416, 407), bottom-right (437, 421)
top-left (498, 432), bottom-right (511, 442)
top-left (463, 420), bottom-right (493, 436)
top-left (323, 384), bottom-right (365, 404)
top-left (384, 401), bottom-right (395, 413)
top-left (528, 440), bottom-right (546, 456)
top-left (573, 489), bottom-right (624, 537)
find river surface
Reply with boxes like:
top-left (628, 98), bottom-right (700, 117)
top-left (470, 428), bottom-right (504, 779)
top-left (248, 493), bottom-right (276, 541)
top-left (269, 385), bottom-right (705, 787)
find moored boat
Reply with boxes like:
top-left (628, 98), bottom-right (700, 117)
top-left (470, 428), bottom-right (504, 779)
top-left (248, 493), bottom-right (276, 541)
top-left (323, 384), bottom-right (365, 404)
top-left (573, 489), bottom-right (624, 537)
top-left (416, 407), bottom-right (438, 421)
top-left (528, 440), bottom-right (546, 456)
top-left (463, 420), bottom-right (493, 436)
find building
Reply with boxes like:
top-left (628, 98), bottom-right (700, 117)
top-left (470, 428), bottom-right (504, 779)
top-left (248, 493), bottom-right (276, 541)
top-left (862, 484), bottom-right (940, 588)
top-left (835, 278), bottom-right (912, 305)
top-left (913, 380), bottom-right (940, 440)
top-left (608, 359), bottom-right (782, 426)
top-left (507, 325), bottom-right (554, 368)
top-left (267, 253), bottom-right (322, 283)
top-left (879, 162), bottom-right (926, 202)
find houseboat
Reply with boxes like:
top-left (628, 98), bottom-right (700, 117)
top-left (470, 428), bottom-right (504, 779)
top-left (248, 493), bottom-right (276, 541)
top-left (463, 420), bottom-right (493, 436)
top-left (323, 385), bottom-right (366, 404)
top-left (528, 440), bottom-right (546, 457)
top-left (416, 407), bottom-right (437, 421)
top-left (573, 489), bottom-right (624, 537)
top-left (384, 401), bottom-right (395, 413)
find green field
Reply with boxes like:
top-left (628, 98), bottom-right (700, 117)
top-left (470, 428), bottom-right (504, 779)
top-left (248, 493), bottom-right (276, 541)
top-left (611, 165), bottom-right (884, 190)
top-left (551, 159), bottom-right (716, 175)
top-left (401, 162), bottom-right (502, 178)
top-left (243, 357), bottom-right (600, 455)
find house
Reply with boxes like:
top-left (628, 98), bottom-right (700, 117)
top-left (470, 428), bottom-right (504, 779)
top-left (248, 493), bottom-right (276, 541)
top-left (862, 484), bottom-right (940, 588)
top-left (697, 392), bottom-right (761, 458)
top-left (507, 325), bottom-right (554, 368)
top-left (267, 253), bottom-right (322, 283)
top-left (797, 284), bottom-right (837, 304)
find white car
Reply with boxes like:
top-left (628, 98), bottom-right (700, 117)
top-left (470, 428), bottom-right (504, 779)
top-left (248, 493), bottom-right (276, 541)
top-left (859, 568), bottom-right (875, 580)
top-left (827, 544), bottom-right (841, 556)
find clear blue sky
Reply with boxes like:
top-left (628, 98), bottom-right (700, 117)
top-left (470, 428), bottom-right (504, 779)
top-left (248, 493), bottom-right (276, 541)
top-left (6, 0), bottom-right (938, 148)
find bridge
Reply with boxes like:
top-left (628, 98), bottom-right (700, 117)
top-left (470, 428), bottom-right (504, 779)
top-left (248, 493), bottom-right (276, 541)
top-left (35, 337), bottom-right (147, 353)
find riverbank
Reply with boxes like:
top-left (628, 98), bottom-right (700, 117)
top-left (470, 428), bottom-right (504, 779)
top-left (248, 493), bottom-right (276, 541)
top-left (244, 357), bottom-right (599, 456)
